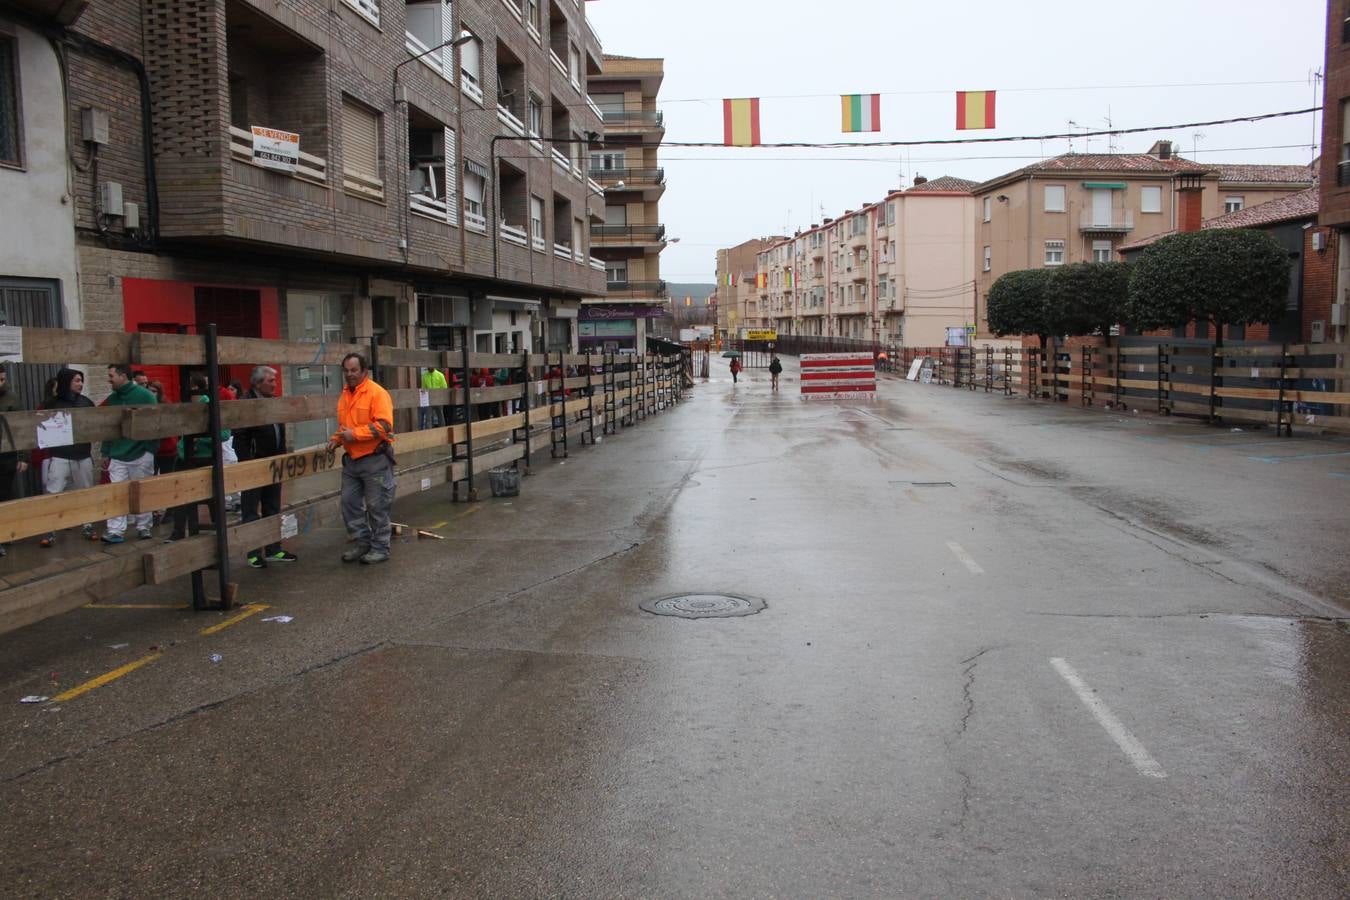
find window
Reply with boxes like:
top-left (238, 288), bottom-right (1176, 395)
top-left (1044, 185), bottom-right (1066, 212)
top-left (525, 0), bottom-right (541, 34)
top-left (459, 32), bottom-right (483, 103)
top-left (1342, 100), bottom-right (1350, 186)
top-left (591, 151), bottom-right (624, 171)
top-left (463, 165), bottom-right (486, 227)
top-left (527, 94), bottom-right (543, 137)
top-left (0, 35), bottom-right (20, 167)
top-left (1224, 196), bottom-right (1244, 214)
top-left (983, 197), bottom-right (992, 222)
top-left (1092, 240), bottom-right (1112, 263)
top-left (341, 97), bottom-right (384, 199)
top-left (606, 261), bottom-right (628, 284)
top-left (1044, 240), bottom-right (1065, 266)
top-left (1141, 185), bottom-right (1162, 214)
top-left (568, 44), bottom-right (581, 87)
top-left (343, 0), bottom-right (380, 26)
top-left (983, 245), bottom-right (992, 272)
top-left (530, 195), bottom-right (545, 244)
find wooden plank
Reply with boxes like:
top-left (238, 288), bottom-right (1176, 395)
top-left (0, 551), bottom-right (146, 636)
top-left (1233, 367), bottom-right (1344, 379)
top-left (377, 345), bottom-right (444, 368)
top-left (134, 332), bottom-right (208, 365)
top-left (0, 406), bottom-right (126, 453)
top-left (1216, 386), bottom-right (1350, 404)
top-left (12, 328), bottom-right (134, 365)
top-left (217, 336), bottom-right (365, 366)
top-left (0, 482), bottom-right (132, 543)
top-left (448, 443), bottom-right (526, 482)
top-left (1217, 343), bottom-right (1349, 358)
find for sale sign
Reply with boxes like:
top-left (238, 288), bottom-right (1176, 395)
top-left (251, 126), bottom-right (300, 173)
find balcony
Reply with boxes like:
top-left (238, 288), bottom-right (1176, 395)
top-left (404, 8), bottom-right (453, 83)
top-left (554, 241), bottom-right (574, 260)
top-left (409, 190), bottom-right (456, 225)
top-left (590, 167), bottom-right (664, 187)
top-left (1339, 158), bottom-right (1350, 186)
top-left (605, 280), bottom-right (668, 298)
top-left (463, 209), bottom-right (487, 232)
top-left (589, 257), bottom-right (605, 271)
top-left (229, 125), bottom-right (328, 185)
top-left (586, 95), bottom-right (604, 121)
top-left (549, 49), bottom-right (568, 80)
top-left (500, 222), bottom-right (528, 246)
top-left (591, 223), bottom-right (666, 246)
top-left (460, 73), bottom-right (484, 105)
top-left (1079, 210), bottom-right (1134, 233)
top-left (601, 109), bottom-right (664, 140)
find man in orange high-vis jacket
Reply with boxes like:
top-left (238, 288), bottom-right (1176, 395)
top-left (328, 352), bottom-right (396, 565)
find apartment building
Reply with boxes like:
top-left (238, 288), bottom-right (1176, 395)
top-left (0, 0), bottom-right (608, 432)
top-left (584, 54), bottom-right (669, 352)
top-left (747, 175), bottom-right (976, 347)
top-left (1320, 0), bottom-right (1350, 345)
top-left (973, 142), bottom-right (1311, 338)
top-left (713, 238), bottom-right (781, 337)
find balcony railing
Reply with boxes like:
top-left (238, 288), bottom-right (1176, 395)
top-left (601, 110), bottom-right (664, 128)
top-left (405, 30), bottom-right (452, 82)
top-left (1339, 159), bottom-right (1350, 186)
top-left (228, 125), bottom-right (328, 185)
top-left (500, 221), bottom-right (528, 246)
top-left (586, 95), bottom-right (603, 121)
top-left (532, 234), bottom-right (547, 252)
top-left (605, 280), bottom-right (668, 297)
top-left (463, 209), bottom-right (487, 232)
top-left (460, 73), bottom-right (484, 105)
top-left (589, 167), bottom-right (665, 186)
top-left (586, 176), bottom-right (604, 196)
top-left (409, 190), bottom-right (458, 226)
top-left (496, 104), bottom-right (526, 136)
top-left (549, 50), bottom-right (568, 79)
top-left (550, 146), bottom-right (571, 175)
top-left (1078, 210), bottom-right (1134, 233)
top-left (591, 224), bottom-right (666, 243)
top-left (553, 241), bottom-right (574, 260)
top-left (589, 257), bottom-right (605, 271)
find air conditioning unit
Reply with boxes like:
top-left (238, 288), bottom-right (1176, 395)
top-left (1331, 302), bottom-right (1347, 326)
top-left (1312, 231), bottom-right (1326, 252)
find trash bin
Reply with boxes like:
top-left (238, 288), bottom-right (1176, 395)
top-left (489, 465), bottom-right (520, 497)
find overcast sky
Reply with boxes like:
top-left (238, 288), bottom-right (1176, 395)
top-left (585, 0), bottom-right (1327, 285)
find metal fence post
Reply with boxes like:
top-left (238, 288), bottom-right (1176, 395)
top-left (203, 324), bottom-right (234, 611)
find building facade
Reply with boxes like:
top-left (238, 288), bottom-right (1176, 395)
top-left (583, 54), bottom-right (668, 352)
top-left (744, 175), bottom-right (977, 347)
top-left (1320, 0), bottom-right (1350, 345)
top-left (0, 0), bottom-right (610, 428)
top-left (714, 238), bottom-right (781, 337)
top-left (974, 143), bottom-right (1312, 338)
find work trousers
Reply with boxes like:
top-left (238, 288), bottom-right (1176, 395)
top-left (44, 456), bottom-right (94, 495)
top-left (341, 452), bottom-right (395, 555)
top-left (105, 452), bottom-right (154, 535)
top-left (241, 482), bottom-right (282, 559)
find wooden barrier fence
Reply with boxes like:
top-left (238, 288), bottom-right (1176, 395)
top-left (0, 327), bottom-right (683, 636)
top-left (895, 342), bottom-right (1349, 434)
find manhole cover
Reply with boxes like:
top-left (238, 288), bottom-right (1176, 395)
top-left (640, 593), bottom-right (766, 619)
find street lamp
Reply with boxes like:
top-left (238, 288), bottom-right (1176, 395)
top-left (393, 30), bottom-right (476, 90)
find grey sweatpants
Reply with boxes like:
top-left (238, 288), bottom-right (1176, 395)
top-left (341, 451), bottom-right (395, 555)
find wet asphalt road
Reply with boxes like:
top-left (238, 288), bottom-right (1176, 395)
top-left (1, 359), bottom-right (1347, 898)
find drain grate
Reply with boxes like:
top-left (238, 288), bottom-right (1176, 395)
top-left (640, 593), bottom-right (766, 619)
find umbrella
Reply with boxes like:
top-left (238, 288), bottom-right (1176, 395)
top-left (721, 350), bottom-right (741, 358)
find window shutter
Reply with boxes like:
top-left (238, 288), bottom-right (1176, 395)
top-left (444, 127), bottom-right (457, 193)
top-left (343, 99), bottom-right (380, 181)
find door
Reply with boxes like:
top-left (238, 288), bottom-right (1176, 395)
top-left (286, 292), bottom-right (348, 450)
top-left (1091, 189), bottom-right (1112, 227)
top-left (0, 277), bottom-right (64, 413)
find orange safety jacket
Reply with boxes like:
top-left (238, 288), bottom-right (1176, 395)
top-left (333, 375), bottom-right (395, 460)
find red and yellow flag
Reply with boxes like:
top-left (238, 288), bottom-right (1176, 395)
top-left (723, 98), bottom-right (761, 147)
top-left (956, 91), bottom-right (996, 130)
top-left (755, 272), bottom-right (768, 289)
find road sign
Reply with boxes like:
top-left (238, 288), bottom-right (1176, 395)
top-left (745, 329), bottom-right (778, 341)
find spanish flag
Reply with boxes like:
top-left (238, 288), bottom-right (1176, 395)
top-left (723, 98), bottom-right (761, 147)
top-left (841, 94), bottom-right (881, 133)
top-left (755, 272), bottom-right (767, 289)
top-left (956, 91), bottom-right (996, 130)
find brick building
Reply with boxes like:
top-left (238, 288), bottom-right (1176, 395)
top-left (1319, 0), bottom-right (1350, 344)
top-left (0, 0), bottom-right (609, 432)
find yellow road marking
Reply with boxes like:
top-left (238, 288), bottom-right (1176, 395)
top-left (84, 603), bottom-right (191, 610)
top-left (51, 653), bottom-right (162, 703)
top-left (428, 520), bottom-right (449, 529)
top-left (457, 506), bottom-right (481, 518)
top-left (198, 603), bottom-right (270, 636)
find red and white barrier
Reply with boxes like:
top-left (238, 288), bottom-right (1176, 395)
top-left (799, 353), bottom-right (876, 397)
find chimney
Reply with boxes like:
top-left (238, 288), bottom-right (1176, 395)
top-left (1176, 174), bottom-right (1203, 233)
top-left (913, 174), bottom-right (928, 186)
top-left (823, 217), bottom-right (833, 224)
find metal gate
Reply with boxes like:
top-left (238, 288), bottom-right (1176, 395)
top-left (0, 277), bottom-right (64, 412)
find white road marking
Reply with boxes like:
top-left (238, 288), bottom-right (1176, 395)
top-left (945, 541), bottom-right (984, 574)
top-left (1050, 657), bottom-right (1167, 779)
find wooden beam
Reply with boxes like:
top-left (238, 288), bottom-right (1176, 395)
top-left (0, 482), bottom-right (131, 543)
top-left (0, 552), bottom-right (146, 636)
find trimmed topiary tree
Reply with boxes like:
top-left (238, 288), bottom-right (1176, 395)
top-left (986, 268), bottom-right (1056, 347)
top-left (1045, 261), bottom-right (1132, 342)
top-left (1125, 229), bottom-right (1291, 341)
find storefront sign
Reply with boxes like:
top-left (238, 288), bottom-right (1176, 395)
top-left (745, 329), bottom-right (778, 341)
top-left (579, 304), bottom-right (669, 320)
top-left (251, 126), bottom-right (300, 173)
top-left (579, 320), bottom-right (637, 337)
